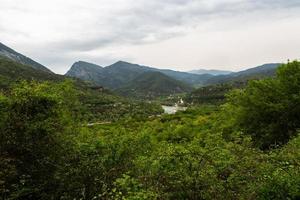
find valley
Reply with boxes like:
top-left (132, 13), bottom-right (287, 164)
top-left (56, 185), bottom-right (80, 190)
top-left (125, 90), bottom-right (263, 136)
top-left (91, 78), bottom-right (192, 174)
top-left (0, 42), bottom-right (299, 200)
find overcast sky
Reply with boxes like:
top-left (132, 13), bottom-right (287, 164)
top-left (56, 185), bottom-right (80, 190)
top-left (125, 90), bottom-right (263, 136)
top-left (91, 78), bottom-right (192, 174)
top-left (1, 0), bottom-right (300, 74)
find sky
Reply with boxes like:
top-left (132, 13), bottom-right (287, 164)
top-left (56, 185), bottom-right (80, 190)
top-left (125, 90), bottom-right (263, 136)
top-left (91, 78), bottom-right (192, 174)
top-left (0, 0), bottom-right (300, 74)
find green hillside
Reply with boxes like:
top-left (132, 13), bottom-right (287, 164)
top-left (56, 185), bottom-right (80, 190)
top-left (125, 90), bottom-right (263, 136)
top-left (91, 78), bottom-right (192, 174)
top-left (186, 63), bottom-right (282, 105)
top-left (116, 71), bottom-right (193, 99)
top-left (0, 42), bottom-right (52, 73)
top-left (0, 56), bottom-right (63, 89)
top-left (185, 83), bottom-right (235, 104)
top-left (0, 56), bottom-right (163, 121)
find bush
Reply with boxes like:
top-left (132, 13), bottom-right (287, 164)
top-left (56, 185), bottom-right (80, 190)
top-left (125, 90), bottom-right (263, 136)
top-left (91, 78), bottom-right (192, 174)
top-left (225, 61), bottom-right (300, 149)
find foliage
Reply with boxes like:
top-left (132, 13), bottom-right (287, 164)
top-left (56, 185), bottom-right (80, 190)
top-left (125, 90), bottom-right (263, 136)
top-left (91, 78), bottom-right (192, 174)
top-left (185, 83), bottom-right (235, 105)
top-left (0, 81), bottom-right (78, 199)
top-left (1, 63), bottom-right (300, 199)
top-left (224, 61), bottom-right (300, 149)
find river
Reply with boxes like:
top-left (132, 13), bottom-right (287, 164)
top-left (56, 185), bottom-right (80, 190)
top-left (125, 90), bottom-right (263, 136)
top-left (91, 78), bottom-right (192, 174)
top-left (162, 105), bottom-right (187, 114)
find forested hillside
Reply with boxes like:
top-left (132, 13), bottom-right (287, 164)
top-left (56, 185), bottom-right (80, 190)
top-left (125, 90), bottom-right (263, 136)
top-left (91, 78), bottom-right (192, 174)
top-left (0, 56), bottom-right (63, 88)
top-left (185, 63), bottom-right (282, 105)
top-left (1, 61), bottom-right (299, 199)
top-left (116, 71), bottom-right (193, 99)
top-left (0, 56), bottom-right (163, 122)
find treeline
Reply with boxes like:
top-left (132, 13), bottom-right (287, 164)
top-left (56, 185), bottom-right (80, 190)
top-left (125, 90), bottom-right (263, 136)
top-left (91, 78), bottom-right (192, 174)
top-left (0, 62), bottom-right (300, 199)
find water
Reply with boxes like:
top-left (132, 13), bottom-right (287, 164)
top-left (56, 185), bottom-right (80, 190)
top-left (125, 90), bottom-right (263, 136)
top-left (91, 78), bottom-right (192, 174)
top-left (162, 105), bottom-right (187, 114)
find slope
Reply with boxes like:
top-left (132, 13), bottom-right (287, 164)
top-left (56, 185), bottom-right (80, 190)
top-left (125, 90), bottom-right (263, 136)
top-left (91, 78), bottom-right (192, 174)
top-left (0, 56), bottom-right (63, 88)
top-left (116, 71), bottom-right (193, 99)
top-left (0, 42), bottom-right (52, 73)
top-left (205, 63), bottom-right (281, 85)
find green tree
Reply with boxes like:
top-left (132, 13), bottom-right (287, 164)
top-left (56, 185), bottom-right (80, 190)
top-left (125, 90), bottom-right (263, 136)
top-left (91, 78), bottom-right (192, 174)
top-left (0, 81), bottom-right (78, 199)
top-left (225, 61), bottom-right (300, 149)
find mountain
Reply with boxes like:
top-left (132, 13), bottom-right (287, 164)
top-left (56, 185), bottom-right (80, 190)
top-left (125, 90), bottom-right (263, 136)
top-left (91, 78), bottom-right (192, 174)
top-left (0, 56), bottom-right (163, 120)
top-left (189, 69), bottom-right (232, 76)
top-left (66, 61), bottom-right (105, 84)
top-left (0, 42), bottom-right (52, 73)
top-left (185, 63), bottom-right (282, 104)
top-left (205, 63), bottom-right (281, 85)
top-left (66, 61), bottom-right (213, 88)
top-left (0, 56), bottom-right (63, 88)
top-left (116, 71), bottom-right (193, 99)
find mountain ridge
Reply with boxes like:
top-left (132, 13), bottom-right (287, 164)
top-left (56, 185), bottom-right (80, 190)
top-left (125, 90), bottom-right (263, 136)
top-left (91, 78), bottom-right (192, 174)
top-left (0, 42), bottom-right (52, 73)
top-left (66, 60), bottom-right (213, 88)
top-left (66, 60), bottom-right (282, 89)
top-left (205, 63), bottom-right (281, 85)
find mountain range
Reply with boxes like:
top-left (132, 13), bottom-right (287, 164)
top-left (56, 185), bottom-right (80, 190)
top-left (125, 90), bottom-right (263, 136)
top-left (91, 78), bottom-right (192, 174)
top-left (0, 41), bottom-right (283, 99)
top-left (66, 60), bottom-right (281, 90)
top-left (66, 61), bottom-right (213, 89)
top-left (205, 63), bottom-right (281, 85)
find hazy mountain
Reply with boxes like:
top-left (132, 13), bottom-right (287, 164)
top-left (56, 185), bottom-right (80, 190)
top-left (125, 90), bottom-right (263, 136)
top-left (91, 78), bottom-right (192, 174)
top-left (66, 61), bottom-right (213, 88)
top-left (189, 69), bottom-right (232, 75)
top-left (0, 42), bottom-right (52, 73)
top-left (66, 61), bottom-right (105, 84)
top-left (116, 71), bottom-right (193, 99)
top-left (154, 68), bottom-right (213, 87)
top-left (205, 63), bottom-right (281, 85)
top-left (0, 56), bottom-right (65, 88)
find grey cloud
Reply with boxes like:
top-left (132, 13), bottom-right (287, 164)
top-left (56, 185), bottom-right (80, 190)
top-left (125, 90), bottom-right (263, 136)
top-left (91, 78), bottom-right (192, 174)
top-left (1, 0), bottom-right (300, 74)
top-left (52, 0), bottom-right (300, 52)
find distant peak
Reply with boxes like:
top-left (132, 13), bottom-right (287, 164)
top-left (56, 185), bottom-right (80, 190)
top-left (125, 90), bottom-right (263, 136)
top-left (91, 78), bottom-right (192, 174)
top-left (72, 61), bottom-right (103, 68)
top-left (114, 60), bottom-right (132, 65)
top-left (74, 60), bottom-right (95, 65)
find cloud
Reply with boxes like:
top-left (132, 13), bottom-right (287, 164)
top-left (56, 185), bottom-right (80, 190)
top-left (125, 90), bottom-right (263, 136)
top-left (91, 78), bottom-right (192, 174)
top-left (0, 0), bottom-right (300, 73)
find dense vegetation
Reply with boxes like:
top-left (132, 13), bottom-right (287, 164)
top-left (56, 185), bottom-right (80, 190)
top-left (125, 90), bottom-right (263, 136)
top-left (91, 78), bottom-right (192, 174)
top-left (0, 56), bottom-right (64, 89)
top-left (185, 63), bottom-right (282, 106)
top-left (116, 71), bottom-right (192, 99)
top-left (0, 61), bottom-right (300, 199)
top-left (224, 61), bottom-right (300, 149)
top-left (185, 84), bottom-right (235, 105)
